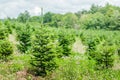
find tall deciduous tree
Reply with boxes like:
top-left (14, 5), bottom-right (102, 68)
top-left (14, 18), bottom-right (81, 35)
top-left (17, 10), bottom-right (30, 23)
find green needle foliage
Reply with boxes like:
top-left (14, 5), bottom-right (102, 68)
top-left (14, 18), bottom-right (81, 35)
top-left (58, 30), bottom-right (75, 56)
top-left (31, 27), bottom-right (62, 76)
top-left (0, 26), bottom-right (9, 40)
top-left (0, 40), bottom-right (13, 60)
top-left (16, 24), bottom-right (33, 53)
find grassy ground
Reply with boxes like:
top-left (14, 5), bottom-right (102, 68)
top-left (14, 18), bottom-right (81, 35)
top-left (0, 54), bottom-right (31, 80)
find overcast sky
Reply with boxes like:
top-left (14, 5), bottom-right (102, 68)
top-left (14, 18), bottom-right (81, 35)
top-left (0, 0), bottom-right (120, 19)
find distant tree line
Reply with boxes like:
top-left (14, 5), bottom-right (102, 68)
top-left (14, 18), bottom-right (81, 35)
top-left (4, 4), bottom-right (120, 30)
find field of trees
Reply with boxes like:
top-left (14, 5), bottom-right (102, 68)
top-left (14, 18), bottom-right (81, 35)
top-left (0, 4), bottom-right (120, 80)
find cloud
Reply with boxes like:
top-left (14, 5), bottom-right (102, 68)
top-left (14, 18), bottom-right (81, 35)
top-left (0, 0), bottom-right (34, 18)
top-left (0, 0), bottom-right (120, 19)
top-left (0, 12), bottom-right (7, 19)
top-left (29, 6), bottom-right (42, 16)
